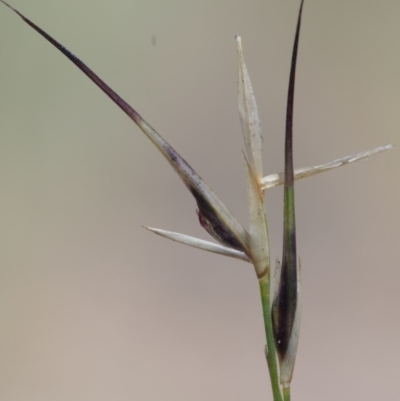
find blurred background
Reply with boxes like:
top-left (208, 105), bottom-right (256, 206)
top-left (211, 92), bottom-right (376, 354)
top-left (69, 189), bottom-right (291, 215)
top-left (0, 0), bottom-right (399, 400)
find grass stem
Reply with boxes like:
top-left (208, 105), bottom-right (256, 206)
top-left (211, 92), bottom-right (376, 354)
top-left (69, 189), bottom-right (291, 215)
top-left (259, 277), bottom-right (282, 401)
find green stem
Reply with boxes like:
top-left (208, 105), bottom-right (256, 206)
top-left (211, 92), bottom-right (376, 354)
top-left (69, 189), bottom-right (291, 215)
top-left (259, 277), bottom-right (282, 401)
top-left (283, 386), bottom-right (291, 401)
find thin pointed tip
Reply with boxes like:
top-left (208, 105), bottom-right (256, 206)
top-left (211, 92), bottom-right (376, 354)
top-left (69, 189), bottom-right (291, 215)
top-left (0, 0), bottom-right (18, 14)
top-left (0, 0), bottom-right (28, 22)
top-left (143, 226), bottom-right (157, 232)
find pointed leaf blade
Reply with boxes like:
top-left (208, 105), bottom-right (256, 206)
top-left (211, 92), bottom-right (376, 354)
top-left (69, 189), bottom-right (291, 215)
top-left (261, 144), bottom-right (393, 190)
top-left (1, 0), bottom-right (250, 255)
top-left (272, 0), bottom-right (304, 387)
top-left (144, 227), bottom-right (250, 262)
top-left (236, 37), bottom-right (270, 277)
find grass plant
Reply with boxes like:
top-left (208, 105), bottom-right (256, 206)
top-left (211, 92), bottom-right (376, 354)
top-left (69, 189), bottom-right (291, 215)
top-left (0, 0), bottom-right (393, 399)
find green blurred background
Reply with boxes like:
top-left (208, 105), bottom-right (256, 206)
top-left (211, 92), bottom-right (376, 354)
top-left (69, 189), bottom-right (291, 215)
top-left (0, 0), bottom-right (398, 400)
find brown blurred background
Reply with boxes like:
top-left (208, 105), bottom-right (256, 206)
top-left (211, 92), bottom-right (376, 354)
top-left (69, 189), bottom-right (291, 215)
top-left (0, 1), bottom-right (399, 400)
